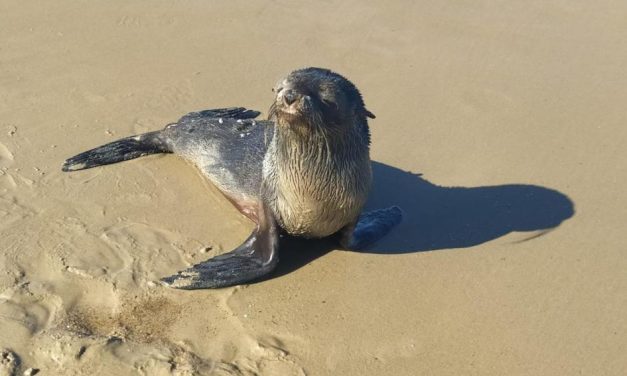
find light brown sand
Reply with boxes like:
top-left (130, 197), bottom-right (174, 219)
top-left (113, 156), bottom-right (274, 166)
top-left (1, 1), bottom-right (626, 375)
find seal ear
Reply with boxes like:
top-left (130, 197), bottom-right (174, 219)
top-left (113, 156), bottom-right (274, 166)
top-left (364, 109), bottom-right (376, 119)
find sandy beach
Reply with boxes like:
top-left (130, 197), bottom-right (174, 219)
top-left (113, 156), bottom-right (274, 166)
top-left (1, 1), bottom-right (626, 374)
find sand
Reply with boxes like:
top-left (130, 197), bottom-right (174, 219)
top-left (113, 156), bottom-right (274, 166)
top-left (1, 0), bottom-right (626, 375)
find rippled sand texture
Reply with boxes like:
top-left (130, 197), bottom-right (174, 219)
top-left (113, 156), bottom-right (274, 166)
top-left (1, 1), bottom-right (627, 375)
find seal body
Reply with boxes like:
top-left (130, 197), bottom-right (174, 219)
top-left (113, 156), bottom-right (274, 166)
top-left (62, 68), bottom-right (402, 289)
top-left (162, 112), bottom-right (270, 221)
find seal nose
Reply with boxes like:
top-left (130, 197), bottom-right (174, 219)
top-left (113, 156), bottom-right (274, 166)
top-left (282, 89), bottom-right (297, 106)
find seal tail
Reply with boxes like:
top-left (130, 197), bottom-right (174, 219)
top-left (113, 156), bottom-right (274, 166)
top-left (62, 131), bottom-right (171, 172)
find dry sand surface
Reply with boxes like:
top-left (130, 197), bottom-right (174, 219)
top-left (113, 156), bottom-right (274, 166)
top-left (1, 1), bottom-right (626, 375)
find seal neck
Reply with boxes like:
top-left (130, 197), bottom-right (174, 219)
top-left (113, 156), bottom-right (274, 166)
top-left (261, 119), bottom-right (372, 237)
top-left (270, 120), bottom-right (364, 166)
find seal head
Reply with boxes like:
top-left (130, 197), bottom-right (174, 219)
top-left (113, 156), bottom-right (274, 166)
top-left (269, 67), bottom-right (375, 133)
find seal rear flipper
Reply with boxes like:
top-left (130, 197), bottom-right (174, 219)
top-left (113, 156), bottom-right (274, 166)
top-left (341, 206), bottom-right (403, 250)
top-left (62, 131), bottom-right (170, 172)
top-left (161, 204), bottom-right (279, 289)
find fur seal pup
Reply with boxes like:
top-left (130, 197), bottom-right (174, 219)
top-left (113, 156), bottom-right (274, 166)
top-left (62, 67), bottom-right (402, 289)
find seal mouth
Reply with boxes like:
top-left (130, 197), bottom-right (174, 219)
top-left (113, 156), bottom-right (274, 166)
top-left (275, 106), bottom-right (304, 124)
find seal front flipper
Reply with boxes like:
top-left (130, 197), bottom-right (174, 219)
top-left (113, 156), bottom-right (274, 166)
top-left (161, 204), bottom-right (279, 289)
top-left (341, 206), bottom-right (403, 250)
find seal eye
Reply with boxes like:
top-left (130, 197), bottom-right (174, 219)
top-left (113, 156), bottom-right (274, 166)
top-left (317, 88), bottom-right (343, 114)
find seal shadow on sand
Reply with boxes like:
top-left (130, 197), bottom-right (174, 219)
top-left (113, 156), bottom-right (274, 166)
top-left (268, 161), bottom-right (575, 280)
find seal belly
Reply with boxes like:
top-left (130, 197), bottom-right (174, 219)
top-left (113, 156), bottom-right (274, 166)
top-left (275, 189), bottom-right (365, 237)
